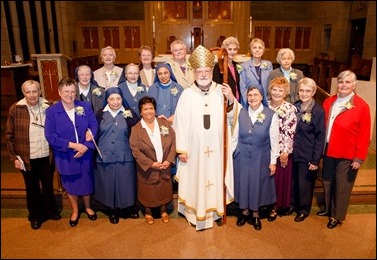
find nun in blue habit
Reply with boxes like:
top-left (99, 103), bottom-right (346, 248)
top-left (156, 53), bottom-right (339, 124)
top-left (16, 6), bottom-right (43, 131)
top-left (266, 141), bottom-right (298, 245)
top-left (94, 87), bottom-right (140, 224)
top-left (147, 63), bottom-right (184, 124)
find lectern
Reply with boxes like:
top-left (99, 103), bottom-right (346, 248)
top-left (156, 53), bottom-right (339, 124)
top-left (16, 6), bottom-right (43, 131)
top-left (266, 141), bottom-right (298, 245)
top-left (31, 54), bottom-right (72, 101)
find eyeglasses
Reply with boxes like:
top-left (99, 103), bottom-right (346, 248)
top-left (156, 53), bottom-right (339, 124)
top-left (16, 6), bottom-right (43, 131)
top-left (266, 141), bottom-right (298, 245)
top-left (298, 89), bottom-right (313, 94)
top-left (61, 90), bottom-right (77, 96)
top-left (195, 70), bottom-right (212, 75)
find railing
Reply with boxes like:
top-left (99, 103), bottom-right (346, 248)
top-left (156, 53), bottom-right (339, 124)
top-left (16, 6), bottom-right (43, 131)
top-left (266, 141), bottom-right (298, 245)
top-left (314, 85), bottom-right (331, 106)
top-left (312, 58), bottom-right (347, 93)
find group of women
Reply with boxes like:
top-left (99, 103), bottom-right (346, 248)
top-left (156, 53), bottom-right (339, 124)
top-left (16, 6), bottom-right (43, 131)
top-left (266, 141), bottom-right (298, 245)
top-left (44, 39), bottom-right (369, 231)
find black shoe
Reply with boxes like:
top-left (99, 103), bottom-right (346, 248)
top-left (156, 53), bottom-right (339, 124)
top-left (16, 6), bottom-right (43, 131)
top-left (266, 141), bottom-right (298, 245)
top-left (31, 220), bottom-right (42, 230)
top-left (317, 210), bottom-right (329, 217)
top-left (285, 207), bottom-right (295, 216)
top-left (277, 207), bottom-right (286, 216)
top-left (85, 209), bottom-right (97, 221)
top-left (69, 214), bottom-right (79, 227)
top-left (294, 213), bottom-right (308, 222)
top-left (236, 214), bottom-right (248, 227)
top-left (327, 218), bottom-right (340, 229)
top-left (252, 217), bottom-right (262, 230)
top-left (109, 214), bottom-right (119, 224)
top-left (215, 218), bottom-right (223, 226)
top-left (47, 213), bottom-right (62, 221)
top-left (129, 212), bottom-right (139, 219)
top-left (267, 210), bottom-right (278, 222)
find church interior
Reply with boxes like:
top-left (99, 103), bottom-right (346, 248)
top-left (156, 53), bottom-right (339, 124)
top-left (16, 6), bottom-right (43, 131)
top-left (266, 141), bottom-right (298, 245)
top-left (1, 1), bottom-right (376, 258)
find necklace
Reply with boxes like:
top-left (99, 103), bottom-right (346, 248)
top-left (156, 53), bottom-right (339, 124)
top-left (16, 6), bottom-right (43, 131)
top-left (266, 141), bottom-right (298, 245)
top-left (28, 102), bottom-right (44, 128)
top-left (301, 99), bottom-right (312, 112)
top-left (28, 103), bottom-right (40, 121)
top-left (252, 58), bottom-right (261, 66)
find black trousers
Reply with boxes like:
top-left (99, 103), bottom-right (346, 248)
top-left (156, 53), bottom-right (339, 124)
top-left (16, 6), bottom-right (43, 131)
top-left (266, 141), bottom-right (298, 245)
top-left (291, 161), bottom-right (317, 215)
top-left (21, 157), bottom-right (58, 221)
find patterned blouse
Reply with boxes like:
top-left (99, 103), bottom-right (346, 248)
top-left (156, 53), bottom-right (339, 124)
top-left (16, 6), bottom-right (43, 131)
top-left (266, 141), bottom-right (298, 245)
top-left (268, 100), bottom-right (297, 154)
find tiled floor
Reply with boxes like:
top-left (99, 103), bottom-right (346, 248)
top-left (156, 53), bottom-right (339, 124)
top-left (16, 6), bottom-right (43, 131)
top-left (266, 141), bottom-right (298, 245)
top-left (1, 149), bottom-right (375, 259)
top-left (1, 210), bottom-right (376, 259)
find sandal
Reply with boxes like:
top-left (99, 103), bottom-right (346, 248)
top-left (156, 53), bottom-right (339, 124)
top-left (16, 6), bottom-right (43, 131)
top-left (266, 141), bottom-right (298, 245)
top-left (161, 212), bottom-right (170, 223)
top-left (267, 209), bottom-right (278, 222)
top-left (145, 214), bottom-right (154, 225)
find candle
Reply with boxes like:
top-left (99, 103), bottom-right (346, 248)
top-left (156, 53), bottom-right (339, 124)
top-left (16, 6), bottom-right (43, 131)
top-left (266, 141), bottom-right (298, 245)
top-left (250, 16), bottom-right (252, 34)
top-left (152, 16), bottom-right (155, 34)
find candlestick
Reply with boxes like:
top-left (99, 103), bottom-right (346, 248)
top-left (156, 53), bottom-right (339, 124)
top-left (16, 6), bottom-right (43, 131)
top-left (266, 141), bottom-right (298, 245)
top-left (152, 16), bottom-right (156, 35)
top-left (249, 16), bottom-right (252, 37)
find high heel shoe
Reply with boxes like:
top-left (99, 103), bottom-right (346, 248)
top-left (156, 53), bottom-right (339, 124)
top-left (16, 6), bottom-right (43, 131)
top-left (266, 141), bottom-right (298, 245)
top-left (85, 208), bottom-right (97, 221)
top-left (69, 214), bottom-right (79, 227)
top-left (267, 209), bottom-right (278, 222)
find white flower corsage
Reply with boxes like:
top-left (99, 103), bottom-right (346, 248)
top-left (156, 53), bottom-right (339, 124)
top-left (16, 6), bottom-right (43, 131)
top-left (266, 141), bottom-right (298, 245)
top-left (136, 86), bottom-right (144, 93)
top-left (260, 62), bottom-right (268, 70)
top-left (343, 101), bottom-right (354, 110)
top-left (170, 87), bottom-right (179, 96)
top-left (276, 107), bottom-right (285, 117)
top-left (236, 64), bottom-right (243, 73)
top-left (75, 106), bottom-right (85, 116)
top-left (110, 70), bottom-right (118, 79)
top-left (41, 102), bottom-right (50, 110)
top-left (123, 110), bottom-right (133, 118)
top-left (92, 88), bottom-right (102, 97)
top-left (256, 112), bottom-right (266, 124)
top-left (289, 72), bottom-right (297, 81)
top-left (160, 125), bottom-right (169, 136)
top-left (302, 112), bottom-right (312, 123)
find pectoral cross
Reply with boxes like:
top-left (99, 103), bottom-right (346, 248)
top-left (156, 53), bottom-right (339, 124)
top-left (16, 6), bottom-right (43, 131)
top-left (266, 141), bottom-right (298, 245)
top-left (204, 146), bottom-right (213, 158)
top-left (205, 180), bottom-right (213, 191)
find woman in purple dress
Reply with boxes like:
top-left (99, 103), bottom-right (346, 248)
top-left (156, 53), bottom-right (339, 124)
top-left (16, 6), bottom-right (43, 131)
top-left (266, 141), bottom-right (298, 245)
top-left (45, 78), bottom-right (98, 227)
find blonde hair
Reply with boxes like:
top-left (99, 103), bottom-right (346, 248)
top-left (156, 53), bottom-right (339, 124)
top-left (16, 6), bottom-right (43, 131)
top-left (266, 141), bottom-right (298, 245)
top-left (221, 36), bottom-right (240, 49)
top-left (170, 40), bottom-right (187, 53)
top-left (249, 38), bottom-right (265, 51)
top-left (298, 77), bottom-right (317, 93)
top-left (100, 46), bottom-right (116, 60)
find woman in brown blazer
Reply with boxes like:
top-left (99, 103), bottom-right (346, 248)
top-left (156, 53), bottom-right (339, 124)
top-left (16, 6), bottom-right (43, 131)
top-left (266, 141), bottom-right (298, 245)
top-left (129, 96), bottom-right (176, 225)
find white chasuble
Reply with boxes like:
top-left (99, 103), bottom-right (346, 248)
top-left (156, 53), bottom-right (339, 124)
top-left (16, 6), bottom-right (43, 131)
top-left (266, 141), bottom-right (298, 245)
top-left (173, 81), bottom-right (235, 231)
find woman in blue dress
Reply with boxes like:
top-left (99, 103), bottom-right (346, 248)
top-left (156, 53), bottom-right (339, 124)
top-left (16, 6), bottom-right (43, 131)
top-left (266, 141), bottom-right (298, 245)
top-left (231, 86), bottom-right (280, 230)
top-left (45, 78), bottom-right (98, 227)
top-left (94, 87), bottom-right (140, 224)
top-left (239, 38), bottom-right (273, 107)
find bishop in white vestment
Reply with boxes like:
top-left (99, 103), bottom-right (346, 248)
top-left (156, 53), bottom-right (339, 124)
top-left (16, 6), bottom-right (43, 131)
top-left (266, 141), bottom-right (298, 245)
top-left (173, 45), bottom-right (236, 231)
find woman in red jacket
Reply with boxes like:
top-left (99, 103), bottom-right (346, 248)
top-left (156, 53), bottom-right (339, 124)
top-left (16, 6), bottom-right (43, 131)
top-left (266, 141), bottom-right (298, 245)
top-left (319, 70), bottom-right (371, 229)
